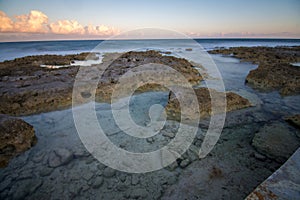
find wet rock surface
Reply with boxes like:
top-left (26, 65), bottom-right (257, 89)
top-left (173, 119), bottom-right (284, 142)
top-left (209, 46), bottom-right (300, 95)
top-left (0, 50), bottom-right (202, 116)
top-left (285, 114), bottom-right (300, 129)
top-left (252, 122), bottom-right (300, 163)
top-left (0, 114), bottom-right (36, 167)
top-left (165, 87), bottom-right (252, 122)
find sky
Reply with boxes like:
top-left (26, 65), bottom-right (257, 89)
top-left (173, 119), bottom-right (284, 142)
top-left (0, 0), bottom-right (299, 41)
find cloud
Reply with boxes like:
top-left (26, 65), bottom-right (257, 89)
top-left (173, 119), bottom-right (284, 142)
top-left (0, 10), bottom-right (48, 33)
top-left (49, 20), bottom-right (85, 34)
top-left (0, 10), bottom-right (119, 37)
top-left (0, 11), bottom-right (14, 32)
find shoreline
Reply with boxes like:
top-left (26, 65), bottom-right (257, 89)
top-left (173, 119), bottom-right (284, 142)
top-left (0, 46), bottom-right (300, 199)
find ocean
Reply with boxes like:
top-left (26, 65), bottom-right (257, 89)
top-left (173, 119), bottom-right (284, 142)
top-left (1, 38), bottom-right (300, 199)
top-left (1, 38), bottom-right (300, 62)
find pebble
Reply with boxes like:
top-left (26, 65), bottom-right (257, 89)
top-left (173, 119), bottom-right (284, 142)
top-left (179, 159), bottom-right (191, 168)
top-left (146, 137), bottom-right (155, 143)
top-left (39, 167), bottom-right (54, 177)
top-left (166, 162), bottom-right (178, 171)
top-left (254, 152), bottom-right (267, 161)
top-left (116, 184), bottom-right (129, 191)
top-left (103, 167), bottom-right (116, 178)
top-left (131, 175), bottom-right (140, 185)
top-left (81, 171), bottom-right (94, 181)
top-left (92, 176), bottom-right (104, 189)
top-left (162, 131), bottom-right (175, 138)
top-left (48, 148), bottom-right (73, 168)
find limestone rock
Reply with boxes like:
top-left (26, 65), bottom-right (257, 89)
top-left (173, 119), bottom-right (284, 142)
top-left (165, 87), bottom-right (251, 122)
top-left (209, 46), bottom-right (300, 96)
top-left (103, 167), bottom-right (116, 178)
top-left (0, 114), bottom-right (36, 167)
top-left (252, 123), bottom-right (300, 163)
top-left (48, 148), bottom-right (73, 168)
top-left (0, 51), bottom-right (202, 116)
top-left (284, 114), bottom-right (300, 129)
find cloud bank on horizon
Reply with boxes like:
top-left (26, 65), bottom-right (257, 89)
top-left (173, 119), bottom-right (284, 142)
top-left (0, 10), bottom-right (120, 41)
top-left (0, 6), bottom-right (299, 42)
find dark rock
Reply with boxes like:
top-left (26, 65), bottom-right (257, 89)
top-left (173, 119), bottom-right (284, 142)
top-left (284, 114), bottom-right (300, 129)
top-left (92, 176), bottom-right (104, 188)
top-left (39, 167), bottom-right (54, 177)
top-left (0, 51), bottom-right (202, 116)
top-left (252, 123), bottom-right (300, 163)
top-left (131, 174), bottom-right (140, 185)
top-left (254, 153), bottom-right (267, 161)
top-left (48, 148), bottom-right (73, 168)
top-left (103, 167), bottom-right (116, 178)
top-left (162, 131), bottom-right (175, 138)
top-left (165, 87), bottom-right (251, 122)
top-left (179, 159), bottom-right (191, 168)
top-left (0, 114), bottom-right (36, 167)
top-left (209, 46), bottom-right (300, 96)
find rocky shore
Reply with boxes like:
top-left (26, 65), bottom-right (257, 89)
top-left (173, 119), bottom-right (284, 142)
top-left (0, 114), bottom-right (36, 167)
top-left (0, 50), bottom-right (202, 116)
top-left (209, 46), bottom-right (300, 95)
top-left (1, 47), bottom-right (300, 199)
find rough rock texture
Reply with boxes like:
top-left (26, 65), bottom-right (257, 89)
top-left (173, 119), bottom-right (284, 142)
top-left (285, 114), bottom-right (300, 129)
top-left (252, 123), bottom-right (300, 163)
top-left (0, 114), bottom-right (36, 167)
top-left (0, 51), bottom-right (202, 116)
top-left (209, 46), bottom-right (300, 96)
top-left (165, 87), bottom-right (252, 122)
top-left (246, 148), bottom-right (300, 200)
top-left (246, 63), bottom-right (300, 95)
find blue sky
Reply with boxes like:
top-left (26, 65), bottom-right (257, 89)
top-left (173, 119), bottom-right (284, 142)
top-left (0, 0), bottom-right (299, 40)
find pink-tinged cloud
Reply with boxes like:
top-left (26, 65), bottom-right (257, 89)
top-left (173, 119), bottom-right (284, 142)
top-left (0, 11), bottom-right (15, 32)
top-left (49, 20), bottom-right (85, 35)
top-left (0, 10), bottom-right (48, 33)
top-left (0, 10), bottom-right (120, 36)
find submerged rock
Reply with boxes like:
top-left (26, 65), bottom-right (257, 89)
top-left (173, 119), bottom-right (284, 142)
top-left (0, 114), bottom-right (36, 168)
top-left (165, 87), bottom-right (251, 122)
top-left (48, 148), bottom-right (73, 168)
top-left (252, 123), bottom-right (300, 163)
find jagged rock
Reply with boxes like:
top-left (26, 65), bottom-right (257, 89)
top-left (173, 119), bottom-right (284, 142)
top-left (165, 87), bottom-right (251, 122)
top-left (209, 46), bottom-right (300, 96)
top-left (284, 114), bottom-right (300, 129)
top-left (246, 63), bottom-right (300, 95)
top-left (0, 51), bottom-right (202, 116)
top-left (0, 114), bottom-right (36, 167)
top-left (252, 123), bottom-right (300, 163)
top-left (48, 148), bottom-right (73, 168)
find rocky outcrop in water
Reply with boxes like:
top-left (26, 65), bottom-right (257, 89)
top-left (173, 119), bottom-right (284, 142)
top-left (0, 51), bottom-right (202, 116)
top-left (209, 46), bottom-right (300, 95)
top-left (165, 87), bottom-right (251, 122)
top-left (284, 114), bottom-right (300, 129)
top-left (0, 114), bottom-right (36, 167)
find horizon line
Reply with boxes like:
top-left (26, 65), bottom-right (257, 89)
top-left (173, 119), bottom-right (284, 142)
top-left (1, 37), bottom-right (300, 43)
